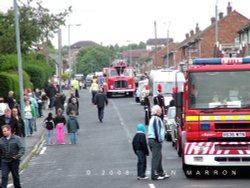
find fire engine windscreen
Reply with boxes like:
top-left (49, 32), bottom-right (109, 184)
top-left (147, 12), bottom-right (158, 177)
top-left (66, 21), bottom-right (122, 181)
top-left (107, 68), bottom-right (133, 77)
top-left (154, 81), bottom-right (184, 96)
top-left (189, 71), bottom-right (250, 109)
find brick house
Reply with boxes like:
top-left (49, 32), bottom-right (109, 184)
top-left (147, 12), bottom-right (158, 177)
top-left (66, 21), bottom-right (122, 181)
top-left (148, 2), bottom-right (250, 72)
top-left (238, 22), bottom-right (250, 56)
top-left (177, 2), bottom-right (250, 65)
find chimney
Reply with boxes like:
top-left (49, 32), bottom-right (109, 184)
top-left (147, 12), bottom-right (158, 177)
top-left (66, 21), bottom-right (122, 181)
top-left (186, 33), bottom-right (189, 39)
top-left (219, 12), bottom-right (224, 20)
top-left (227, 2), bottom-right (232, 15)
top-left (195, 23), bottom-right (200, 33)
top-left (190, 30), bottom-right (194, 36)
top-left (211, 17), bottom-right (215, 24)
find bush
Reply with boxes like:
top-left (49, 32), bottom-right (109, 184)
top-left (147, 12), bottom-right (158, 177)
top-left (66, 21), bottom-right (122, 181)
top-left (0, 72), bottom-right (32, 99)
top-left (24, 64), bottom-right (46, 89)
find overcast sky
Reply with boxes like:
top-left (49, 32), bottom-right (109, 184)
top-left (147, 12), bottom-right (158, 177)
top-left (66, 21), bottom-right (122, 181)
top-left (1, 0), bottom-right (250, 48)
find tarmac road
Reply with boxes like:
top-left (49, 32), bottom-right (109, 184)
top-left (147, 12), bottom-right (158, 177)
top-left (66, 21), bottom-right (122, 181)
top-left (14, 90), bottom-right (250, 188)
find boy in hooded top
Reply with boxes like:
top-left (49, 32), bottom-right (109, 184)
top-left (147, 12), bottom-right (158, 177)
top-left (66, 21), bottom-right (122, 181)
top-left (132, 123), bottom-right (149, 180)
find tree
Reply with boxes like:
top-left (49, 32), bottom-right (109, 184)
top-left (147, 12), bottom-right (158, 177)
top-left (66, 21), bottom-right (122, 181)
top-left (76, 46), bottom-right (116, 76)
top-left (0, 0), bottom-right (72, 54)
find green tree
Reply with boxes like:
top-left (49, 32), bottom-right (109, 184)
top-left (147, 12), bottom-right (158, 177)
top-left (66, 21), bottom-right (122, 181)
top-left (0, 0), bottom-right (71, 54)
top-left (76, 46), bottom-right (116, 76)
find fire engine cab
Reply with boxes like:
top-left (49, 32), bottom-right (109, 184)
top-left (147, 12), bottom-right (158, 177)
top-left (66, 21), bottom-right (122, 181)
top-left (104, 60), bottom-right (135, 97)
top-left (175, 57), bottom-right (250, 177)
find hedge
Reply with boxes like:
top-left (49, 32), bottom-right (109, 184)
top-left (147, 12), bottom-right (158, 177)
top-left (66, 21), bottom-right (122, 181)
top-left (0, 72), bottom-right (32, 99)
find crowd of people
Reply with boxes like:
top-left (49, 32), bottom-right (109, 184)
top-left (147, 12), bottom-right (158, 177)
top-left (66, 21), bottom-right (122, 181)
top-left (0, 80), bottom-right (81, 187)
top-left (0, 75), bottom-right (171, 186)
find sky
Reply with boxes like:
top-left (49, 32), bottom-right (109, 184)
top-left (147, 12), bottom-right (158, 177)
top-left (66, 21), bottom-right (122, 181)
top-left (1, 0), bottom-right (250, 48)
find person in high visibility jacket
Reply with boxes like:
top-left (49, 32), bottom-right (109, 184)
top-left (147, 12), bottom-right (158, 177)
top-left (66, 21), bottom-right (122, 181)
top-left (73, 80), bottom-right (80, 98)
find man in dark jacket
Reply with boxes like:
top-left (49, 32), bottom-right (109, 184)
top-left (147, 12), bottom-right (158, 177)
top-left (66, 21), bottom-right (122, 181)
top-left (132, 123), bottom-right (149, 180)
top-left (153, 84), bottom-right (165, 120)
top-left (54, 93), bottom-right (66, 114)
top-left (0, 125), bottom-right (25, 188)
top-left (94, 90), bottom-right (108, 123)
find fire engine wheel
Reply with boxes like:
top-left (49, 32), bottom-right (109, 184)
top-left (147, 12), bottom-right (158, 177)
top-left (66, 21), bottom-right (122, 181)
top-left (135, 97), bottom-right (139, 103)
top-left (177, 137), bottom-right (182, 157)
top-left (128, 92), bottom-right (134, 97)
top-left (107, 92), bottom-right (112, 98)
top-left (172, 140), bottom-right (175, 147)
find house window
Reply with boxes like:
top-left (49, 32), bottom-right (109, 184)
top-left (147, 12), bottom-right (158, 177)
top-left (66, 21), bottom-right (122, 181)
top-left (248, 30), bottom-right (250, 44)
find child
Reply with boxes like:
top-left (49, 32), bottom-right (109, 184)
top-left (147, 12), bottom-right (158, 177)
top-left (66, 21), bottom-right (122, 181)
top-left (54, 108), bottom-right (66, 144)
top-left (66, 110), bottom-right (79, 144)
top-left (43, 112), bottom-right (55, 145)
top-left (132, 123), bottom-right (149, 180)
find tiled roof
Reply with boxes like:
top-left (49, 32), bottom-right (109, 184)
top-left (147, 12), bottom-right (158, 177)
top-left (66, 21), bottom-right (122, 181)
top-left (70, 41), bottom-right (99, 49)
top-left (146, 38), bottom-right (173, 46)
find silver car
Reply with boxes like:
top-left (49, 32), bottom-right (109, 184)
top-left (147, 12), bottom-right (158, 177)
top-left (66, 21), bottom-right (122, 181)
top-left (164, 107), bottom-right (177, 146)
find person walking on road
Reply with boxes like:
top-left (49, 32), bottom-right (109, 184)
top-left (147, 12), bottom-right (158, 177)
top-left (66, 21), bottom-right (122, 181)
top-left (54, 108), bottom-right (66, 144)
top-left (0, 125), bottom-right (25, 188)
top-left (94, 89), bottom-right (108, 123)
top-left (43, 112), bottom-right (55, 145)
top-left (148, 105), bottom-right (170, 180)
top-left (66, 111), bottom-right (80, 144)
top-left (132, 123), bottom-right (149, 180)
top-left (89, 80), bottom-right (99, 104)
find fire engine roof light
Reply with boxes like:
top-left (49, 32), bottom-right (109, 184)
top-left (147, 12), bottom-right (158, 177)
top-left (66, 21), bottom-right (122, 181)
top-left (193, 57), bottom-right (250, 65)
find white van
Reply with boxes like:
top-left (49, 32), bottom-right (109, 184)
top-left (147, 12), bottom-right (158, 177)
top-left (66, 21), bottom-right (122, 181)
top-left (149, 68), bottom-right (185, 108)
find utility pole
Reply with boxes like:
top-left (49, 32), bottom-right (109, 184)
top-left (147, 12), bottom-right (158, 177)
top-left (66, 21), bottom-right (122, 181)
top-left (166, 22), bottom-right (171, 68)
top-left (14, 0), bottom-right (25, 120)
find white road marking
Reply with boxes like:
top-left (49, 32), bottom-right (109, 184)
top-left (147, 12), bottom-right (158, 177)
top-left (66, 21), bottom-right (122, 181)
top-left (149, 184), bottom-right (156, 188)
top-left (40, 147), bottom-right (47, 155)
top-left (111, 100), bottom-right (132, 143)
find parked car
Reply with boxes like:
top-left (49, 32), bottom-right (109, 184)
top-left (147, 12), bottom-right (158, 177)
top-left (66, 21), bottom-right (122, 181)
top-left (135, 79), bottom-right (148, 103)
top-left (164, 106), bottom-right (177, 145)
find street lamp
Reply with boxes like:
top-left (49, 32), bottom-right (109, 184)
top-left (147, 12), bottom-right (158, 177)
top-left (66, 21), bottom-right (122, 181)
top-left (14, 0), bottom-right (25, 120)
top-left (68, 24), bottom-right (81, 79)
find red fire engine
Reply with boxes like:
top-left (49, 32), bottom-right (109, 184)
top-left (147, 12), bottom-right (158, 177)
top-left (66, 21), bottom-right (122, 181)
top-left (175, 57), bottom-right (250, 177)
top-left (103, 60), bottom-right (135, 97)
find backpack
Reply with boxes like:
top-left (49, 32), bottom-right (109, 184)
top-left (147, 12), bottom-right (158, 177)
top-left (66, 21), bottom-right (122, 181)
top-left (45, 120), bottom-right (54, 130)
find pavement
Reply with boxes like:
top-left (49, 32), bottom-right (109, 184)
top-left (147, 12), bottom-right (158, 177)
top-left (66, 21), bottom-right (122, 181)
top-left (20, 110), bottom-right (47, 169)
top-left (20, 89), bottom-right (72, 170)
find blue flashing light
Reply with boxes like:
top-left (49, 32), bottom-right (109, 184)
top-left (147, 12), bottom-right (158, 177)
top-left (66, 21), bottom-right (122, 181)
top-left (242, 57), bottom-right (250, 64)
top-left (193, 57), bottom-right (250, 65)
top-left (193, 58), bottom-right (221, 65)
top-left (200, 123), bottom-right (210, 131)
